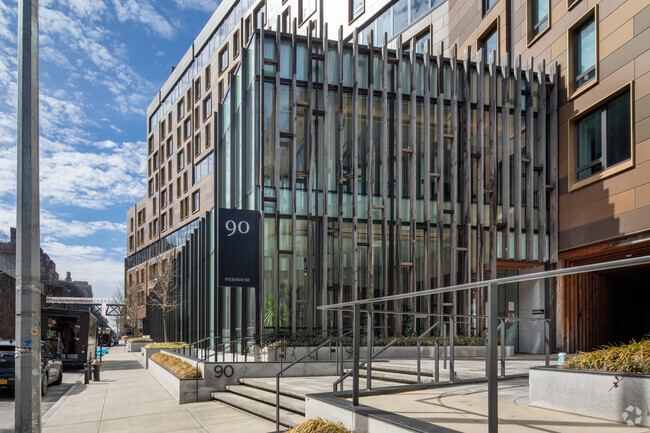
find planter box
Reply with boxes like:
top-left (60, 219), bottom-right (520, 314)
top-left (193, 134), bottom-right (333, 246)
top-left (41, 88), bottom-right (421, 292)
top-left (530, 366), bottom-right (650, 426)
top-left (138, 347), bottom-right (165, 368)
top-left (126, 341), bottom-right (150, 353)
top-left (255, 344), bottom-right (514, 362)
top-left (148, 357), bottom-right (211, 404)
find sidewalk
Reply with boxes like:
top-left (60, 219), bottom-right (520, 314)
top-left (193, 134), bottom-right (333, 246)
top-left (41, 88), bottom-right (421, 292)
top-left (42, 347), bottom-right (276, 433)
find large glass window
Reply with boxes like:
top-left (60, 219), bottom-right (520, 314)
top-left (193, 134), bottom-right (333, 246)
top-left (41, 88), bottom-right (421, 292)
top-left (415, 31), bottom-right (430, 54)
top-left (482, 0), bottom-right (498, 16)
top-left (393, 0), bottom-right (408, 35)
top-left (575, 90), bottom-right (631, 181)
top-left (531, 0), bottom-right (549, 38)
top-left (574, 16), bottom-right (596, 90)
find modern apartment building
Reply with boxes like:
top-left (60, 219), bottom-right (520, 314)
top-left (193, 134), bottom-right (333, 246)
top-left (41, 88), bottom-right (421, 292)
top-left (126, 0), bottom-right (649, 352)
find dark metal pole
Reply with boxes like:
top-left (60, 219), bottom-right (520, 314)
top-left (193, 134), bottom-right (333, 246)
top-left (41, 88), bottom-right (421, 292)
top-left (366, 311), bottom-right (372, 390)
top-left (352, 304), bottom-right (360, 406)
top-left (15, 1), bottom-right (40, 431)
top-left (487, 282), bottom-right (498, 432)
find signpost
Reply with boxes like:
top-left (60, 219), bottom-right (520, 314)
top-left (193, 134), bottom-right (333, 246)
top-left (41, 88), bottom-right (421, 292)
top-left (218, 208), bottom-right (259, 288)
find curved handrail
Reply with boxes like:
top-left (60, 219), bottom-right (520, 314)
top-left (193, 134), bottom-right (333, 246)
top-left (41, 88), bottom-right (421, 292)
top-left (274, 331), bottom-right (352, 432)
top-left (332, 336), bottom-right (402, 392)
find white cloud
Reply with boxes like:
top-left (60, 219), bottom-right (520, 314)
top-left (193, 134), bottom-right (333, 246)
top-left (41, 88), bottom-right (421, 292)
top-left (112, 0), bottom-right (175, 39)
top-left (41, 239), bottom-right (125, 298)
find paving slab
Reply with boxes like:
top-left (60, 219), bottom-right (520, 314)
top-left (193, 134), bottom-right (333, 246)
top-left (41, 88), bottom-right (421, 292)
top-left (354, 378), bottom-right (650, 432)
top-left (42, 348), bottom-right (277, 433)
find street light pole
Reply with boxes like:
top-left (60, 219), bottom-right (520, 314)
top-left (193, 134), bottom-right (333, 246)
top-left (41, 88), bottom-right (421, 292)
top-left (15, 0), bottom-right (41, 432)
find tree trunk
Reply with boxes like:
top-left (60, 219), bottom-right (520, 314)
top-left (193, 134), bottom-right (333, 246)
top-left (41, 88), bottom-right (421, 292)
top-left (163, 311), bottom-right (168, 342)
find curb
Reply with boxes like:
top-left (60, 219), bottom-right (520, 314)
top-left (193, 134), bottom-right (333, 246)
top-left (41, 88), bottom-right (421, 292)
top-left (42, 378), bottom-right (82, 423)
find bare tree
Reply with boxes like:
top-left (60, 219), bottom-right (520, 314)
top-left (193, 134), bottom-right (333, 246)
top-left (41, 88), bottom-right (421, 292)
top-left (147, 255), bottom-right (179, 342)
top-left (113, 283), bottom-right (140, 337)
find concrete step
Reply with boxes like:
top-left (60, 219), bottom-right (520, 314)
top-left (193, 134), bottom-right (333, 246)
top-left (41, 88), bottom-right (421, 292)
top-left (212, 392), bottom-right (304, 428)
top-left (226, 384), bottom-right (305, 414)
top-left (370, 363), bottom-right (456, 380)
top-left (351, 369), bottom-right (418, 384)
top-left (239, 377), bottom-right (308, 400)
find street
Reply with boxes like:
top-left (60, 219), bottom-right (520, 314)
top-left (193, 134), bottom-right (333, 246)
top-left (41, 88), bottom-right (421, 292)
top-left (0, 369), bottom-right (83, 433)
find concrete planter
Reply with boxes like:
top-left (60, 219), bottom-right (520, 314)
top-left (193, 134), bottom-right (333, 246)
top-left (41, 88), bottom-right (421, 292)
top-left (147, 357), bottom-right (211, 404)
top-left (254, 344), bottom-right (514, 362)
top-left (138, 347), bottom-right (165, 368)
top-left (126, 341), bottom-right (150, 353)
top-left (530, 366), bottom-right (650, 426)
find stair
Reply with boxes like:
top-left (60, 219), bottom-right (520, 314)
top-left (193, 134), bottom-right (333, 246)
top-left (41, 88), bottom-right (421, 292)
top-left (212, 379), bottom-right (306, 429)
top-left (212, 391), bottom-right (304, 428)
top-left (351, 362), bottom-right (459, 383)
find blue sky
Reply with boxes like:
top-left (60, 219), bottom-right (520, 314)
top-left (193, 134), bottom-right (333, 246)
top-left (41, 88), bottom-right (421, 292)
top-left (0, 0), bottom-right (220, 298)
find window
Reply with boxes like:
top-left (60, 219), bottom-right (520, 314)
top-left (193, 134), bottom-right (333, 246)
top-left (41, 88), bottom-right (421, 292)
top-left (176, 178), bottom-right (181, 198)
top-left (152, 219), bottom-right (158, 236)
top-left (168, 113), bottom-right (172, 133)
top-left (219, 46), bottom-right (229, 73)
top-left (169, 208), bottom-right (173, 227)
top-left (161, 189), bottom-right (167, 208)
top-left (166, 138), bottom-right (173, 159)
top-left (218, 80), bottom-right (224, 103)
top-left (255, 4), bottom-right (265, 29)
top-left (152, 152), bottom-right (158, 170)
top-left (205, 123), bottom-right (211, 149)
top-left (194, 107), bottom-right (200, 129)
top-left (482, 0), bottom-right (498, 16)
top-left (479, 24), bottom-right (498, 60)
top-left (194, 133), bottom-right (201, 156)
top-left (184, 118), bottom-right (191, 140)
top-left (183, 172), bottom-right (188, 192)
top-left (528, 0), bottom-right (549, 42)
top-left (205, 65), bottom-right (211, 90)
top-left (160, 120), bottom-right (165, 138)
top-left (169, 184), bottom-right (173, 203)
top-left (192, 190), bottom-right (200, 213)
top-left (168, 161), bottom-right (172, 181)
top-left (177, 100), bottom-right (184, 120)
top-left (130, 217), bottom-right (134, 232)
top-left (572, 87), bottom-right (632, 184)
top-left (569, 7), bottom-right (598, 97)
top-left (282, 7), bottom-right (291, 33)
top-left (193, 152), bottom-right (214, 185)
top-left (349, 0), bottom-right (363, 22)
top-left (194, 78), bottom-right (201, 101)
top-left (129, 236), bottom-right (134, 251)
top-left (177, 150), bottom-right (185, 171)
top-left (148, 222), bottom-right (152, 239)
top-left (148, 136), bottom-right (154, 154)
top-left (160, 167), bottom-right (165, 183)
top-left (148, 179), bottom-right (154, 197)
top-left (152, 197), bottom-right (157, 215)
top-left (186, 90), bottom-right (191, 112)
top-left (415, 31), bottom-right (430, 55)
top-left (299, 0), bottom-right (316, 24)
top-left (245, 16), bottom-right (252, 42)
top-left (161, 213), bottom-right (167, 231)
top-left (233, 30), bottom-right (240, 58)
top-left (203, 96), bottom-right (212, 120)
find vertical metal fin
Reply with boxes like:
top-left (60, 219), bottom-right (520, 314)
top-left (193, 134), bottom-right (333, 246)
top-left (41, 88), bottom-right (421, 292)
top-left (488, 51), bottom-right (497, 281)
top-left (501, 54), bottom-right (511, 262)
top-left (513, 55), bottom-right (522, 261)
top-left (537, 59), bottom-right (547, 263)
top-left (424, 43), bottom-right (432, 328)
top-left (436, 41), bottom-right (444, 320)
top-left (525, 57), bottom-right (535, 261)
top-left (322, 24), bottom-right (329, 334)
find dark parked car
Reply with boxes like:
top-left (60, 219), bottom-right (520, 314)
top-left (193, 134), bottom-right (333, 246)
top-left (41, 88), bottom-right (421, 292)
top-left (0, 340), bottom-right (63, 396)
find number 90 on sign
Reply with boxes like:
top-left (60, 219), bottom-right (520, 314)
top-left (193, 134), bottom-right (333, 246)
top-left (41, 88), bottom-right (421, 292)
top-left (225, 220), bottom-right (250, 237)
top-left (214, 365), bottom-right (234, 378)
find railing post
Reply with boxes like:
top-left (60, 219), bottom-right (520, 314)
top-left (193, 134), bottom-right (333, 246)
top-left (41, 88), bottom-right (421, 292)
top-left (487, 282), bottom-right (499, 433)
top-left (275, 374), bottom-right (280, 432)
top-left (352, 304), bottom-right (360, 406)
top-left (434, 340), bottom-right (439, 383)
top-left (500, 319), bottom-right (505, 378)
top-left (366, 311), bottom-right (372, 390)
top-left (416, 338), bottom-right (421, 384)
top-left (449, 316), bottom-right (455, 383)
top-left (443, 320), bottom-right (447, 369)
top-left (545, 320), bottom-right (550, 367)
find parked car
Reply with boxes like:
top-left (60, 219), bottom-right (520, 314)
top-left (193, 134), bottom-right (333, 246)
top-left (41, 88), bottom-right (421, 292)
top-left (0, 339), bottom-right (63, 396)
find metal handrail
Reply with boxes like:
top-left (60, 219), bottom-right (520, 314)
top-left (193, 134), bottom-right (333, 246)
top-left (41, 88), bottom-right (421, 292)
top-left (316, 255), bottom-right (650, 433)
top-left (275, 331), bottom-right (352, 432)
top-left (332, 337), bottom-right (401, 392)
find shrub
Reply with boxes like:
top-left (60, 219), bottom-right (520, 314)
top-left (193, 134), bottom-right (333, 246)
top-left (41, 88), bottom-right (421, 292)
top-left (563, 337), bottom-right (650, 374)
top-left (150, 353), bottom-right (202, 379)
top-left (287, 418), bottom-right (359, 433)
top-left (129, 337), bottom-right (154, 343)
top-left (144, 342), bottom-right (189, 349)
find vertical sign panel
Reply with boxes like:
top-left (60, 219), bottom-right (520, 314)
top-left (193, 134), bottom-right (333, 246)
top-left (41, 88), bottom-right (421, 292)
top-left (218, 209), bottom-right (259, 287)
